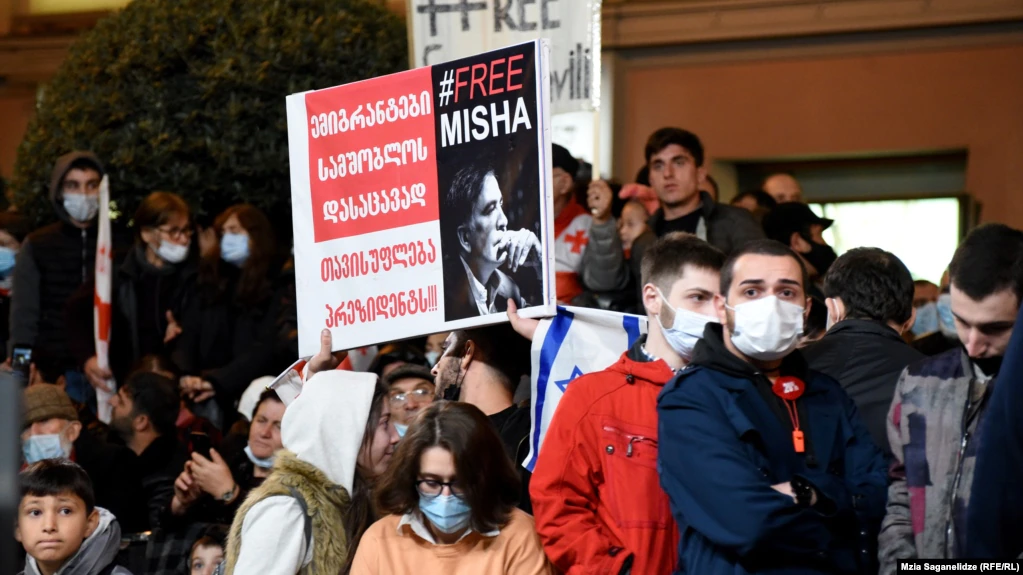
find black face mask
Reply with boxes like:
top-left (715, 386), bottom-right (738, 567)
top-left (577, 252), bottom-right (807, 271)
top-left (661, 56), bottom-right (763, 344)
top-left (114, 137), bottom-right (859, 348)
top-left (971, 354), bottom-right (1004, 377)
top-left (801, 234), bottom-right (837, 276)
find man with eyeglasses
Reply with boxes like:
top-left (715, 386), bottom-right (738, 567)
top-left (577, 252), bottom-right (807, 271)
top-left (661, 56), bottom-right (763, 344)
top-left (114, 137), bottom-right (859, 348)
top-left (8, 152), bottom-right (119, 405)
top-left (385, 364), bottom-right (436, 437)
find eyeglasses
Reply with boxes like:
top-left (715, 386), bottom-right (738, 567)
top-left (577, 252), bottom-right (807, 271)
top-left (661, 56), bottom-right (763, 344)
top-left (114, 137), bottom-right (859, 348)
top-left (416, 478), bottom-right (464, 498)
top-left (389, 388), bottom-right (433, 405)
top-left (157, 226), bottom-right (194, 241)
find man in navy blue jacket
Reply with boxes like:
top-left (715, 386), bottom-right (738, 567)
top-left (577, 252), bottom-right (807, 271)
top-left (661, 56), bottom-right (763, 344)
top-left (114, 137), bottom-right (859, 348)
top-left (657, 239), bottom-right (887, 575)
top-left (966, 301), bottom-right (1023, 559)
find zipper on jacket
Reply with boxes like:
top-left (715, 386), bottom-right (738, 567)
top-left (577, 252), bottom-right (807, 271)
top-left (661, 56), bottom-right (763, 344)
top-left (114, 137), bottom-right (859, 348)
top-left (82, 228), bottom-right (87, 282)
top-left (944, 376), bottom-right (977, 558)
top-left (602, 425), bottom-right (656, 457)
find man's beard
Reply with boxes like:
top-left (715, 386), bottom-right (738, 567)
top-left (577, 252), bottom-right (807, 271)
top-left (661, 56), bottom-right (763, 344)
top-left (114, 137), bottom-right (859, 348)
top-left (109, 414), bottom-right (134, 443)
top-left (436, 360), bottom-right (463, 401)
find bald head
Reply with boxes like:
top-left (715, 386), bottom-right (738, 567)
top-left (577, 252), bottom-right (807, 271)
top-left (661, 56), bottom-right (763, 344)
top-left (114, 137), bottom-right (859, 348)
top-left (763, 173), bottom-right (803, 204)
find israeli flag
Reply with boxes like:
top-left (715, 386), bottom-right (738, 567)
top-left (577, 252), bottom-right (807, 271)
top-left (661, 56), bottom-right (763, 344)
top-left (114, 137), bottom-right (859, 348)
top-left (524, 306), bottom-right (648, 472)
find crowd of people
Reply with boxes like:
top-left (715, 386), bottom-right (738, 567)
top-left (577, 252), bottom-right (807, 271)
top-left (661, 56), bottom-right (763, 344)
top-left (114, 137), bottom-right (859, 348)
top-left (7, 127), bottom-right (1023, 575)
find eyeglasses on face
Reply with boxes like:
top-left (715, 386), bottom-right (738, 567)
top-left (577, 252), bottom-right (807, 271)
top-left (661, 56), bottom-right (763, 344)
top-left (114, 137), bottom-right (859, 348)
top-left (416, 478), bottom-right (464, 498)
top-left (389, 388), bottom-right (433, 405)
top-left (157, 226), bottom-right (194, 240)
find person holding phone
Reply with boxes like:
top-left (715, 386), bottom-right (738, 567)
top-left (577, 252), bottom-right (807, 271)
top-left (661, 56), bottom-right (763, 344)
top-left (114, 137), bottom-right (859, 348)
top-left (8, 153), bottom-right (110, 402)
top-left (169, 390), bottom-right (286, 524)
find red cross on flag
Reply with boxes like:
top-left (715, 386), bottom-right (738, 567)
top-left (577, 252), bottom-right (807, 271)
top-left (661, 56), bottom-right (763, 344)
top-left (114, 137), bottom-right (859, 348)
top-left (94, 175), bottom-right (115, 423)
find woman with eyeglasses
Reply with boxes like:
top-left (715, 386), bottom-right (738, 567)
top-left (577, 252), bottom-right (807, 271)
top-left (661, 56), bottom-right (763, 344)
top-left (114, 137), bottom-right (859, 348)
top-left (73, 191), bottom-right (198, 390)
top-left (172, 204), bottom-right (289, 427)
top-left (351, 401), bottom-right (553, 575)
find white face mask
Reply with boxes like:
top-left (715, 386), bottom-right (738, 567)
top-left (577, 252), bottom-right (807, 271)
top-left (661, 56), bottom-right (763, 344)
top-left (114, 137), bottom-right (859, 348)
top-left (727, 295), bottom-right (805, 361)
top-left (156, 240), bottom-right (189, 264)
top-left (63, 193), bottom-right (99, 222)
top-left (655, 288), bottom-right (717, 361)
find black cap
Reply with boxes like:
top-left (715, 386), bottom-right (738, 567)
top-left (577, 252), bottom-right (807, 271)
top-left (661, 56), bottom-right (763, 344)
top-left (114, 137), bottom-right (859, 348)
top-left (552, 144), bottom-right (580, 178)
top-left (762, 202), bottom-right (833, 244)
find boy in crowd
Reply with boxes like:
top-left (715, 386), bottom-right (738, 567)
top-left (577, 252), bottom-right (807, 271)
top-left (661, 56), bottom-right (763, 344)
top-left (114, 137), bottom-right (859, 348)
top-left (16, 459), bottom-right (133, 575)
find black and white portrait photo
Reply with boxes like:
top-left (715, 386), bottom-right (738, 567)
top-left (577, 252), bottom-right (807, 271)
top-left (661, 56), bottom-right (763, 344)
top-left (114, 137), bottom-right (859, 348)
top-left (439, 157), bottom-right (543, 321)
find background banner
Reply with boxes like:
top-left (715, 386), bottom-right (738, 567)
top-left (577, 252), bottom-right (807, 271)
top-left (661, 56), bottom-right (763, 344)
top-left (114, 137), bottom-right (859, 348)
top-left (407, 0), bottom-right (599, 114)
top-left (286, 40), bottom-right (554, 357)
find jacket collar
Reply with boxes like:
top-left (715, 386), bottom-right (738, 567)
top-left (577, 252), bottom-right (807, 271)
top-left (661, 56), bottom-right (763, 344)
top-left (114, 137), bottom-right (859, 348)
top-left (689, 323), bottom-right (818, 393)
top-left (827, 318), bottom-right (904, 342)
top-left (647, 191), bottom-right (715, 230)
top-left (607, 335), bottom-right (677, 386)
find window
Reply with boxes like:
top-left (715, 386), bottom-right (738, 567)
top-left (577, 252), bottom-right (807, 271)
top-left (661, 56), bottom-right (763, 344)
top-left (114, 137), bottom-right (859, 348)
top-left (808, 198), bottom-right (960, 284)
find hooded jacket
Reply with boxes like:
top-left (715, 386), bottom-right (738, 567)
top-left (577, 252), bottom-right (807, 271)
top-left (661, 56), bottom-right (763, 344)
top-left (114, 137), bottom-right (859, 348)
top-left (531, 336), bottom-right (679, 575)
top-left (9, 151), bottom-right (104, 368)
top-left (657, 324), bottom-right (887, 575)
top-left (20, 507), bottom-right (133, 575)
top-left (224, 370), bottom-right (377, 575)
top-left (646, 191), bottom-right (764, 255)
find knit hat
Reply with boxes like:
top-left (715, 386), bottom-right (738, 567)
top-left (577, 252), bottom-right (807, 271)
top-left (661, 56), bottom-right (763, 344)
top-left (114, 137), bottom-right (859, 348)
top-left (23, 384), bottom-right (78, 429)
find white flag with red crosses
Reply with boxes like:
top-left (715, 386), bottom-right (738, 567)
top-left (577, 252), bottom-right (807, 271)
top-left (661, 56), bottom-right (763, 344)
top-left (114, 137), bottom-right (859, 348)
top-left (94, 176), bottom-right (115, 423)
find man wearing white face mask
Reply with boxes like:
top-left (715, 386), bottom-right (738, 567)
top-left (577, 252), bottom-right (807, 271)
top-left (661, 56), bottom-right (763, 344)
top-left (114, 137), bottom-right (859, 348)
top-left (21, 384), bottom-right (148, 532)
top-left (531, 233), bottom-right (724, 575)
top-left (657, 239), bottom-right (887, 575)
top-left (9, 152), bottom-right (110, 404)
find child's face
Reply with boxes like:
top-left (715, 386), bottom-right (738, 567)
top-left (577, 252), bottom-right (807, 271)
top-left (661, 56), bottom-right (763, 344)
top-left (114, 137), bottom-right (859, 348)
top-left (191, 544), bottom-right (225, 575)
top-left (16, 493), bottom-right (98, 568)
top-left (618, 203), bottom-right (650, 251)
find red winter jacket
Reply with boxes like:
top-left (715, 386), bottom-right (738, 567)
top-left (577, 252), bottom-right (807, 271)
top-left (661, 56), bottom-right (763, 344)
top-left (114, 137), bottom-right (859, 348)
top-left (530, 342), bottom-right (679, 575)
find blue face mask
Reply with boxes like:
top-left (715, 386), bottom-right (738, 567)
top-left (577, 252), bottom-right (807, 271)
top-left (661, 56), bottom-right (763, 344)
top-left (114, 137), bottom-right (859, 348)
top-left (424, 351), bottom-right (440, 367)
top-left (220, 232), bottom-right (250, 266)
top-left (912, 302), bottom-right (939, 336)
top-left (419, 493), bottom-right (471, 534)
top-left (243, 444), bottom-right (276, 469)
top-left (394, 422), bottom-right (409, 438)
top-left (0, 247), bottom-right (15, 276)
top-left (937, 293), bottom-right (958, 339)
top-left (23, 434), bottom-right (71, 464)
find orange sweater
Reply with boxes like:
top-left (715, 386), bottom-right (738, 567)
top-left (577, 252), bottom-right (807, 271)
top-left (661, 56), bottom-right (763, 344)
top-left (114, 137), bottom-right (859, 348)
top-left (350, 509), bottom-right (554, 575)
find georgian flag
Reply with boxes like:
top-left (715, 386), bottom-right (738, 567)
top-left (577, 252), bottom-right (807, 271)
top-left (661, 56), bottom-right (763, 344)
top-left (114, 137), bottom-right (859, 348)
top-left (94, 176), bottom-right (115, 423)
top-left (523, 306), bottom-right (648, 472)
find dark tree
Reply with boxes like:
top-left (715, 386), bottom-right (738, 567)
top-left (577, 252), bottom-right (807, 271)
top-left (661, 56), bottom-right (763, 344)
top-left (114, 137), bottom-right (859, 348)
top-left (10, 0), bottom-right (407, 233)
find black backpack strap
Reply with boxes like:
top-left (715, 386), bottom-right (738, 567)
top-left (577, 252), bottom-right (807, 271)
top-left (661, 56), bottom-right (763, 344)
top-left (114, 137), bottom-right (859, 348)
top-left (288, 487), bottom-right (314, 552)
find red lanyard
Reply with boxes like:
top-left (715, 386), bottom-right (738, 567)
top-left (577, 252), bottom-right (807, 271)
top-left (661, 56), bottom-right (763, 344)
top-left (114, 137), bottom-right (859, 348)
top-left (772, 376), bottom-right (806, 453)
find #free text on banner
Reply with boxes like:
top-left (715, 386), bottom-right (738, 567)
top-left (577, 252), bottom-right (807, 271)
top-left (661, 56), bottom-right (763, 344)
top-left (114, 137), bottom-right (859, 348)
top-left (286, 40), bottom-right (556, 357)
top-left (408, 0), bottom-right (599, 114)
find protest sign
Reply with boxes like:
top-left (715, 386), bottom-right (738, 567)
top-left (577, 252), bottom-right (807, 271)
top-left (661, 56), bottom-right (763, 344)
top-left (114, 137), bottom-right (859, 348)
top-left (407, 0), bottom-right (600, 115)
top-left (286, 40), bottom-right (555, 358)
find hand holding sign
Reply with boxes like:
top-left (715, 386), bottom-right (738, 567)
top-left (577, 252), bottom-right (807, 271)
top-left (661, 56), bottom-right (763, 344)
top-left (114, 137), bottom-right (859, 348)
top-left (307, 329), bottom-right (349, 379)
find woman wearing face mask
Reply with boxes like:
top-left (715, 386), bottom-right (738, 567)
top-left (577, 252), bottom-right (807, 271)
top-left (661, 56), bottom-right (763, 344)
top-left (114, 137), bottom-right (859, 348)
top-left (0, 212), bottom-right (28, 356)
top-left (71, 192), bottom-right (197, 390)
top-left (173, 204), bottom-right (288, 427)
top-left (224, 374), bottom-right (399, 575)
top-left (352, 401), bottom-right (552, 575)
top-left (168, 390), bottom-right (285, 525)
